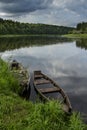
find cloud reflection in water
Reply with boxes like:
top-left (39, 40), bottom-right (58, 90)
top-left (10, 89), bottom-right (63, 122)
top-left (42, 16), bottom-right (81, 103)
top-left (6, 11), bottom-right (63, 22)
top-left (1, 41), bottom-right (87, 114)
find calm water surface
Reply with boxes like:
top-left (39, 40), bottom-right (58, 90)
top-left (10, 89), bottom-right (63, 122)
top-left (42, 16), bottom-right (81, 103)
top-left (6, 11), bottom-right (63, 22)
top-left (0, 36), bottom-right (87, 115)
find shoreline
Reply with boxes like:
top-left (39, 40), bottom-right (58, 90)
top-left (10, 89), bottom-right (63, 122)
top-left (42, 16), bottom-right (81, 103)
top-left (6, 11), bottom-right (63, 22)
top-left (0, 34), bottom-right (61, 38)
top-left (63, 34), bottom-right (87, 38)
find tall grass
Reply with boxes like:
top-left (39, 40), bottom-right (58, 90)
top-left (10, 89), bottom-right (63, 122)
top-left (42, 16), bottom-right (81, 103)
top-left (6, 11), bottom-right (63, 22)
top-left (0, 59), bottom-right (87, 130)
top-left (68, 112), bottom-right (86, 130)
top-left (25, 101), bottom-right (87, 130)
top-left (0, 58), bottom-right (21, 94)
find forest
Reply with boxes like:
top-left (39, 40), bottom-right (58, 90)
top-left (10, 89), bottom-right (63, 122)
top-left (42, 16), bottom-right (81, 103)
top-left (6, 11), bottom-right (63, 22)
top-left (76, 22), bottom-right (87, 33)
top-left (0, 18), bottom-right (74, 35)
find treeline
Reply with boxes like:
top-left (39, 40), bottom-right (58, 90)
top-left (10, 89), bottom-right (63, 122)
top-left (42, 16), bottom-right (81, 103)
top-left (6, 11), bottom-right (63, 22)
top-left (69, 22), bottom-right (87, 34)
top-left (77, 22), bottom-right (87, 33)
top-left (0, 18), bottom-right (74, 35)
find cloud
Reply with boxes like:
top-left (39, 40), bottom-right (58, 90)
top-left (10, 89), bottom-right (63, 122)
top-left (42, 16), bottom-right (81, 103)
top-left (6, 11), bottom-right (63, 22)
top-left (65, 0), bottom-right (87, 17)
top-left (0, 0), bottom-right (53, 14)
top-left (0, 0), bottom-right (87, 26)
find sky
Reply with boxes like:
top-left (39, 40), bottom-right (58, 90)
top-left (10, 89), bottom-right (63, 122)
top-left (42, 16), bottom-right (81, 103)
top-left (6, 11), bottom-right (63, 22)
top-left (0, 0), bottom-right (87, 27)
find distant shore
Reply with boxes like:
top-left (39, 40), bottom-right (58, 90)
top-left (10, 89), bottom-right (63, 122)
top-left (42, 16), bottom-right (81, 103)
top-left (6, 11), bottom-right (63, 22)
top-left (0, 33), bottom-right (86, 39)
top-left (0, 34), bottom-right (61, 38)
top-left (63, 33), bottom-right (87, 38)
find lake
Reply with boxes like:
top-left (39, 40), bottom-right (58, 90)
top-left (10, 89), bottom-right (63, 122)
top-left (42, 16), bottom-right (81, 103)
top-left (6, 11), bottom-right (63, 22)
top-left (0, 36), bottom-right (87, 116)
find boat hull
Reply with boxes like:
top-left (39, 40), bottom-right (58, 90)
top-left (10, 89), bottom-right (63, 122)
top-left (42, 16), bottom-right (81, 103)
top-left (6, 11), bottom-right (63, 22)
top-left (10, 60), bottom-right (30, 98)
top-left (34, 70), bottom-right (72, 114)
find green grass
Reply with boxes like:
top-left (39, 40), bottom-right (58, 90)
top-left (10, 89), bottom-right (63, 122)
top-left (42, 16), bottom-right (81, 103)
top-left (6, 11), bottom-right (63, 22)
top-left (0, 58), bottom-right (87, 130)
top-left (0, 59), bottom-right (21, 94)
top-left (63, 34), bottom-right (87, 38)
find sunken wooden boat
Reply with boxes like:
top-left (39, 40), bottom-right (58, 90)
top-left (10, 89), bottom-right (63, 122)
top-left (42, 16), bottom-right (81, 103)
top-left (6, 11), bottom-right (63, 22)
top-left (10, 60), bottom-right (30, 97)
top-left (34, 70), bottom-right (72, 114)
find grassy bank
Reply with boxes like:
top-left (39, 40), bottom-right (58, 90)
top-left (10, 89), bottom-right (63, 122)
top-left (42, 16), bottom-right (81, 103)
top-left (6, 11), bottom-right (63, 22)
top-left (0, 59), bottom-right (87, 130)
top-left (63, 34), bottom-right (87, 38)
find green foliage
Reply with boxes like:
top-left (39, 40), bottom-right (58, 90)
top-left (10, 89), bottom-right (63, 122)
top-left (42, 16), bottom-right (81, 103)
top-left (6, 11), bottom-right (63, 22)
top-left (26, 101), bottom-right (67, 130)
top-left (0, 59), bottom-right (86, 130)
top-left (77, 22), bottom-right (87, 33)
top-left (0, 58), bottom-right (20, 94)
top-left (0, 94), bottom-right (33, 130)
top-left (66, 21), bottom-right (87, 34)
top-left (64, 33), bottom-right (87, 38)
top-left (0, 18), bottom-right (74, 35)
top-left (0, 98), bottom-right (86, 130)
top-left (68, 112), bottom-right (86, 130)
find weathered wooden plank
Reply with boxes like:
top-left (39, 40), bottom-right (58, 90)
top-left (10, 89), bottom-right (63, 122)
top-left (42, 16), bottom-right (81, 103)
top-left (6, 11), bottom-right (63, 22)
top-left (34, 74), bottom-right (43, 79)
top-left (34, 79), bottom-right (50, 85)
top-left (39, 87), bottom-right (60, 93)
top-left (34, 70), bottom-right (41, 75)
top-left (62, 104), bottom-right (69, 113)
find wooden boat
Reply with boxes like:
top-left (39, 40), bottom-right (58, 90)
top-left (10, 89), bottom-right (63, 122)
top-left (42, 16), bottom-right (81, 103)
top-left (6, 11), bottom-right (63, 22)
top-left (34, 70), bottom-right (72, 114)
top-left (10, 60), bottom-right (30, 97)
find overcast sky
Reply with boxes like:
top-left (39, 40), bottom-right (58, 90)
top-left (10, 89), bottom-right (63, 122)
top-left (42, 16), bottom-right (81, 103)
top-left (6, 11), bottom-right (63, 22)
top-left (0, 0), bottom-right (87, 27)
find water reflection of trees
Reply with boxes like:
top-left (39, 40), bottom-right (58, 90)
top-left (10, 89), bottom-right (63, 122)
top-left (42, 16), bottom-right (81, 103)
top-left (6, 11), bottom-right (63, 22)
top-left (76, 39), bottom-right (87, 50)
top-left (0, 36), bottom-right (73, 52)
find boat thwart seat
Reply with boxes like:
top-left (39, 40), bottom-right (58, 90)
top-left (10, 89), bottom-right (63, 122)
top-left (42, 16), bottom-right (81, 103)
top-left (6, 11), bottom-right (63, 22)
top-left (39, 87), bottom-right (61, 93)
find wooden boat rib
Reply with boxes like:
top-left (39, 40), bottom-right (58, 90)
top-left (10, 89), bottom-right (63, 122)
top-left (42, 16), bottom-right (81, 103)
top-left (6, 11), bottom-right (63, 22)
top-left (34, 70), bottom-right (72, 114)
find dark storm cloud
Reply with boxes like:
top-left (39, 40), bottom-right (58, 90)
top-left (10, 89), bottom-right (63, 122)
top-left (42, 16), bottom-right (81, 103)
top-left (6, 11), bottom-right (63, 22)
top-left (0, 0), bottom-right (12, 3)
top-left (0, 0), bottom-right (87, 26)
top-left (0, 0), bottom-right (53, 14)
